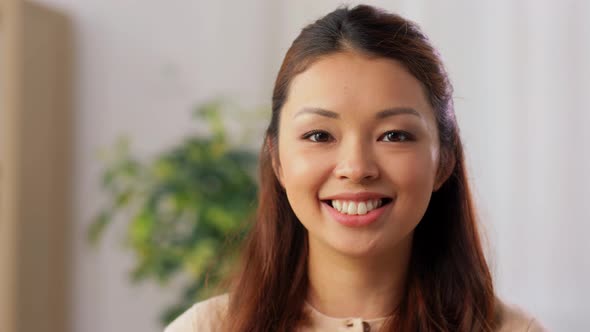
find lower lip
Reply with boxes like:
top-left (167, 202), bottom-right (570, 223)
top-left (321, 201), bottom-right (390, 227)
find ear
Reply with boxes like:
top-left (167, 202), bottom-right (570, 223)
top-left (267, 137), bottom-right (284, 187)
top-left (433, 148), bottom-right (455, 192)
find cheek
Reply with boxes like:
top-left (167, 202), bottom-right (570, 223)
top-left (277, 144), bottom-right (333, 226)
top-left (402, 154), bottom-right (436, 187)
top-left (388, 145), bottom-right (437, 185)
top-left (281, 153), bottom-right (311, 181)
top-left (380, 151), bottom-right (437, 241)
top-left (278, 142), bottom-right (332, 195)
top-left (387, 150), bottom-right (437, 207)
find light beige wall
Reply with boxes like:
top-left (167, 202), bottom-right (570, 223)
top-left (27, 1), bottom-right (280, 331)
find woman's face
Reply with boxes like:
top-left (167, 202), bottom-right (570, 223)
top-left (275, 51), bottom-right (442, 258)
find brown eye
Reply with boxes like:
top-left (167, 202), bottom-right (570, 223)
top-left (303, 130), bottom-right (333, 142)
top-left (380, 131), bottom-right (413, 142)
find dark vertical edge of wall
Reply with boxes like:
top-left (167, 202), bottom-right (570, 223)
top-left (20, 2), bottom-right (72, 332)
top-left (0, 0), bottom-right (22, 329)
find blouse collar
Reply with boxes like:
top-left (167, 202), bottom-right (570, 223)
top-left (303, 301), bottom-right (392, 331)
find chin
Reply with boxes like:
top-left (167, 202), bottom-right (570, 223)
top-left (324, 233), bottom-right (391, 258)
top-left (320, 228), bottom-right (415, 260)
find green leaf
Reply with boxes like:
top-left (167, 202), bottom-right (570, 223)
top-left (90, 98), bottom-right (265, 327)
top-left (87, 210), bottom-right (112, 245)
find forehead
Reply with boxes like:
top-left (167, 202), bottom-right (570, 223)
top-left (283, 51), bottom-right (434, 121)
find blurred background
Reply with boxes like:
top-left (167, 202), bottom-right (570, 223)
top-left (1, 0), bottom-right (588, 331)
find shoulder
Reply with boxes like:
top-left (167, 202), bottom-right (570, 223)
top-left (164, 294), bottom-right (229, 332)
top-left (495, 298), bottom-right (548, 332)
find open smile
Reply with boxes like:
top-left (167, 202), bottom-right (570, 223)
top-left (320, 196), bottom-right (394, 227)
top-left (325, 198), bottom-right (393, 215)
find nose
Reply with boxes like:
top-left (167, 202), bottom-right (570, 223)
top-left (333, 138), bottom-right (379, 183)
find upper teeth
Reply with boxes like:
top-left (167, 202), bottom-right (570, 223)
top-left (331, 199), bottom-right (382, 215)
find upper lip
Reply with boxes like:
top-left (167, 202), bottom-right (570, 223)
top-left (321, 192), bottom-right (392, 201)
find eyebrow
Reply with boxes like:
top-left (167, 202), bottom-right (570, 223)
top-left (293, 106), bottom-right (422, 119)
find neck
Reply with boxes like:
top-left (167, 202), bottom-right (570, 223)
top-left (306, 234), bottom-right (413, 319)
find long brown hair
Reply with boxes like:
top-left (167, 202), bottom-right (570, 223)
top-left (225, 5), bottom-right (495, 331)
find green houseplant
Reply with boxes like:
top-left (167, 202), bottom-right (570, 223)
top-left (89, 101), bottom-right (259, 324)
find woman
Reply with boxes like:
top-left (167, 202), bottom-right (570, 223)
top-left (166, 5), bottom-right (545, 332)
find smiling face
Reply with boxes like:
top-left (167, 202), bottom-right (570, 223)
top-left (274, 50), bottom-right (442, 258)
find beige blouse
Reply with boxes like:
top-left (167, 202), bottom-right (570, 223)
top-left (164, 294), bottom-right (547, 332)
